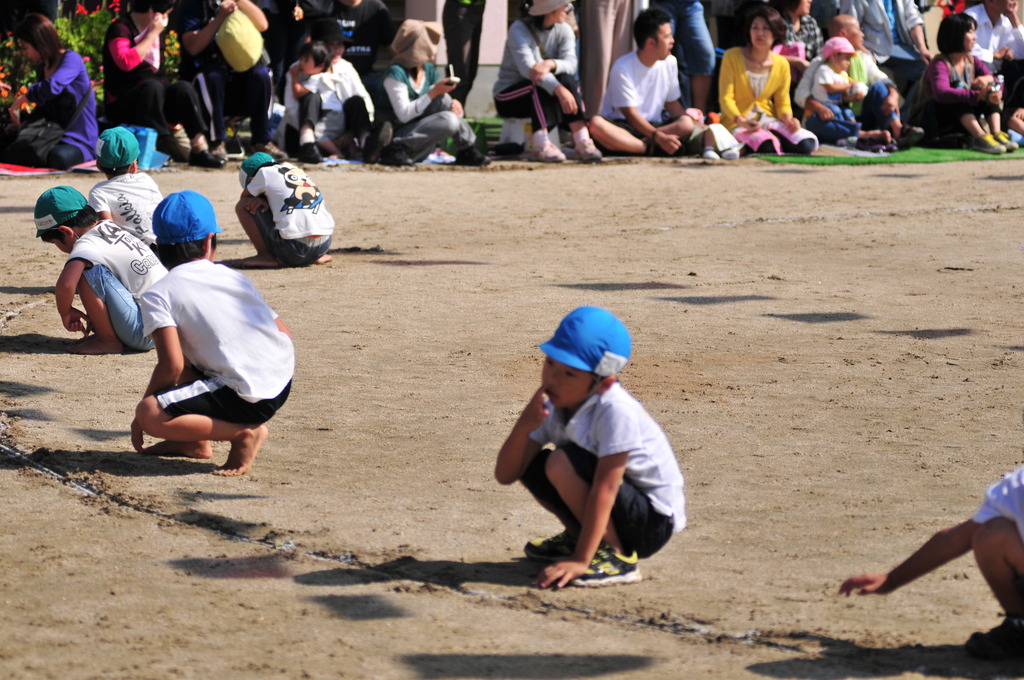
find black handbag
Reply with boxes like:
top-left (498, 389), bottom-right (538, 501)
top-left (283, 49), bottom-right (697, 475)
top-left (2, 91), bottom-right (90, 168)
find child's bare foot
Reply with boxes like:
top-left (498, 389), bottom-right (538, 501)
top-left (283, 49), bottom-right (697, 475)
top-left (215, 425), bottom-right (268, 476)
top-left (68, 335), bottom-right (123, 355)
top-left (314, 253), bottom-right (333, 265)
top-left (234, 254), bottom-right (281, 269)
top-left (861, 129), bottom-right (892, 143)
top-left (139, 440), bottom-right (214, 459)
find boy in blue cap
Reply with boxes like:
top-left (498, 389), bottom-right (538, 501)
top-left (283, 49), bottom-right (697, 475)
top-left (132, 191), bottom-right (295, 476)
top-left (88, 127), bottom-right (164, 245)
top-left (234, 152), bottom-right (334, 268)
top-left (35, 185), bottom-right (166, 355)
top-left (495, 307), bottom-right (686, 587)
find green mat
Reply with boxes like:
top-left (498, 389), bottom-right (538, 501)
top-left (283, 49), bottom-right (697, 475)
top-left (761, 146), bottom-right (1024, 165)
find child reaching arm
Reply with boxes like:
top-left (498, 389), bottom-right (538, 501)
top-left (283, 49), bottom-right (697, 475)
top-left (840, 467), bottom-right (1024, 659)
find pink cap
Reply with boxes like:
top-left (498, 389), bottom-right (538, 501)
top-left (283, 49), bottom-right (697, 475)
top-left (822, 37), bottom-right (856, 60)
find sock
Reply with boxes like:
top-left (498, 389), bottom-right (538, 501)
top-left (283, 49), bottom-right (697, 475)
top-left (299, 128), bottom-right (316, 146)
top-left (571, 127), bottom-right (591, 145)
top-left (532, 128), bottom-right (550, 149)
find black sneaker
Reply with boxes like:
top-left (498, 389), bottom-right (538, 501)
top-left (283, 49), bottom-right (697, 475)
top-left (523, 531), bottom-right (576, 562)
top-left (897, 125), bottom-right (925, 150)
top-left (966, 617), bottom-right (1024, 659)
top-left (379, 145), bottom-right (414, 167)
top-left (571, 544), bottom-right (641, 587)
top-left (453, 145), bottom-right (490, 167)
top-left (188, 148), bottom-right (226, 168)
top-left (297, 142), bottom-right (323, 164)
top-left (362, 121), bottom-right (393, 164)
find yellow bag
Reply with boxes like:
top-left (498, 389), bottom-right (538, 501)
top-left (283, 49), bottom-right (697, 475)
top-left (215, 10), bottom-right (263, 72)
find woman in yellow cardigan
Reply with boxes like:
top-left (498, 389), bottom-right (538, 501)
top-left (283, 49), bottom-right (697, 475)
top-left (718, 3), bottom-right (818, 154)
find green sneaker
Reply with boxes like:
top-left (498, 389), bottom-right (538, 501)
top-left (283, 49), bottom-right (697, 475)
top-left (523, 531), bottom-right (576, 562)
top-left (572, 544), bottom-right (642, 587)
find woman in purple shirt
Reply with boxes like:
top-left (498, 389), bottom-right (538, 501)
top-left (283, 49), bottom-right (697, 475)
top-left (907, 12), bottom-right (1014, 154)
top-left (3, 13), bottom-right (97, 169)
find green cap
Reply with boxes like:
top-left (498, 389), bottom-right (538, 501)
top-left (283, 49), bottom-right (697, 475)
top-left (238, 152), bottom-right (276, 188)
top-left (96, 127), bottom-right (140, 170)
top-left (34, 185), bottom-right (87, 236)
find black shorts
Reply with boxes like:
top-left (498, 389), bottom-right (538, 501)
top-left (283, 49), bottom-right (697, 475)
top-left (157, 378), bottom-right (291, 425)
top-left (520, 443), bottom-right (674, 558)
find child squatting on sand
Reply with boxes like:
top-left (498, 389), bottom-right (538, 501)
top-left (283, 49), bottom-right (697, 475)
top-left (35, 185), bottom-right (166, 355)
top-left (495, 307), bottom-right (686, 587)
top-left (131, 191), bottom-right (295, 476)
top-left (840, 466), bottom-right (1024, 659)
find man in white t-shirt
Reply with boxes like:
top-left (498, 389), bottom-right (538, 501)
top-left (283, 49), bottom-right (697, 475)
top-left (88, 126), bottom-right (163, 245)
top-left (133, 190), bottom-right (295, 476)
top-left (588, 8), bottom-right (697, 156)
top-left (35, 185), bottom-right (167, 355)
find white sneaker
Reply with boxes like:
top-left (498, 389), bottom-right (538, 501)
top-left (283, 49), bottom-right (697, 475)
top-left (574, 137), bottom-right (602, 162)
top-left (533, 140), bottom-right (566, 163)
top-left (721, 147), bottom-right (740, 160)
top-left (702, 147), bottom-right (720, 160)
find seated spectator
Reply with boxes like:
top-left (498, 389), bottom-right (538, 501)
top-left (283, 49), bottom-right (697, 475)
top-left (796, 14), bottom-right (924, 149)
top-left (376, 20), bottom-right (489, 166)
top-left (967, 0), bottom-right (1024, 74)
top-left (279, 19), bottom-right (382, 163)
top-left (330, 0), bottom-right (397, 91)
top-left (493, 0), bottom-right (601, 162)
top-left (1, 13), bottom-right (97, 169)
top-left (906, 12), bottom-right (1015, 153)
top-left (839, 0), bottom-right (932, 95)
top-left (719, 3), bottom-right (819, 154)
top-left (103, 0), bottom-right (224, 168)
top-left (770, 0), bottom-right (824, 86)
top-left (652, 0), bottom-right (717, 111)
top-left (177, 0), bottom-right (285, 160)
top-left (89, 127), bottom-right (164, 244)
top-left (589, 9), bottom-right (704, 157)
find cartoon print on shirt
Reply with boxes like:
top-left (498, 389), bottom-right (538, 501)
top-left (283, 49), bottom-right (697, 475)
top-left (278, 166), bottom-right (324, 214)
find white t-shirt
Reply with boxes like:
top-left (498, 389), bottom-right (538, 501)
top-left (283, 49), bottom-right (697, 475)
top-left (529, 381), bottom-right (686, 531)
top-left (811, 64), bottom-right (851, 106)
top-left (88, 173), bottom-right (163, 244)
top-left (69, 220), bottom-right (166, 298)
top-left (600, 52), bottom-right (682, 123)
top-left (246, 163), bottom-right (335, 240)
top-left (973, 466), bottom-right (1024, 544)
top-left (140, 259), bottom-right (295, 402)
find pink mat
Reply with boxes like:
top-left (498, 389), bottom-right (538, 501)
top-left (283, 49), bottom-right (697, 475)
top-left (0, 160), bottom-right (98, 176)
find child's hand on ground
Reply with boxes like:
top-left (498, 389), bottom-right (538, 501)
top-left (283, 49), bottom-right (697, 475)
top-left (537, 559), bottom-right (588, 589)
top-left (130, 417), bottom-right (145, 452)
top-left (61, 308), bottom-right (91, 336)
top-left (838, 573), bottom-right (888, 596)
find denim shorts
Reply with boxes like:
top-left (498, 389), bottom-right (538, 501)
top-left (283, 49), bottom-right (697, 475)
top-left (520, 443), bottom-right (675, 558)
top-left (253, 209), bottom-right (332, 267)
top-left (81, 264), bottom-right (153, 351)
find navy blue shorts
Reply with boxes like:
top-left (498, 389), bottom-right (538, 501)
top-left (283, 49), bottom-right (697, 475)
top-left (520, 443), bottom-right (674, 558)
top-left (157, 378), bottom-right (291, 425)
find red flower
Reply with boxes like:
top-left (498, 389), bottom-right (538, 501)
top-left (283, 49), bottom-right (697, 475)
top-left (75, 3), bottom-right (87, 14)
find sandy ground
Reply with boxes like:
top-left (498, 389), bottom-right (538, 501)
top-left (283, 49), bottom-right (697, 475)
top-left (4, 156), bottom-right (1024, 679)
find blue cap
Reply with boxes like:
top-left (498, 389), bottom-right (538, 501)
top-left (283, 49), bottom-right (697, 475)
top-left (152, 191), bottom-right (222, 244)
top-left (539, 307), bottom-right (631, 377)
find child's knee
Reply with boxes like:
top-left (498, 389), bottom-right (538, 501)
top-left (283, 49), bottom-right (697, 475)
top-left (545, 448), bottom-right (576, 483)
top-left (135, 396), bottom-right (165, 429)
top-left (974, 517), bottom-right (1023, 555)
